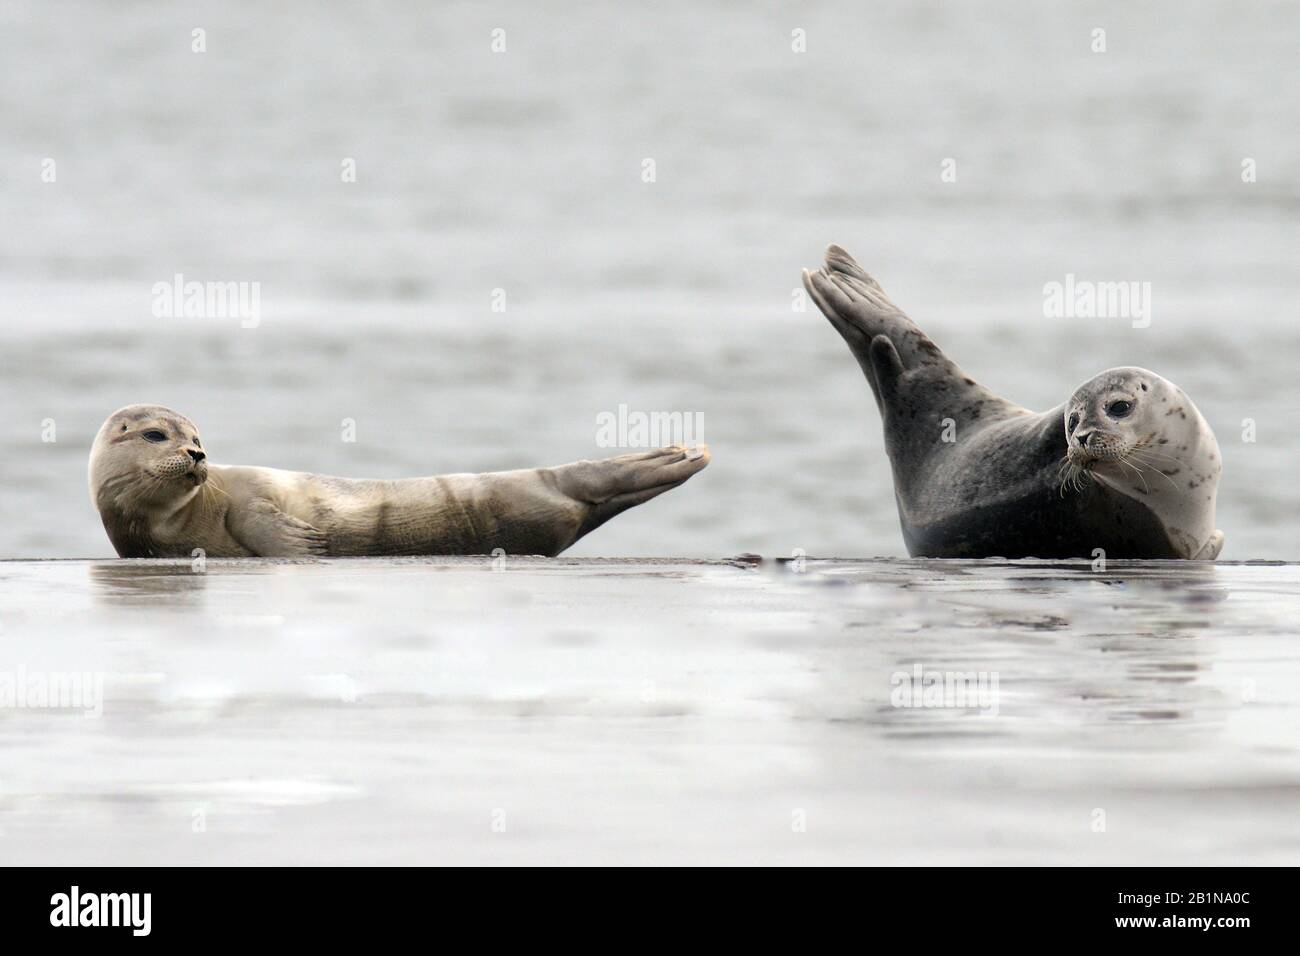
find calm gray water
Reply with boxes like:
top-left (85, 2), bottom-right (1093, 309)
top-left (1, 557), bottom-right (1298, 865)
top-left (1, 1), bottom-right (1297, 560)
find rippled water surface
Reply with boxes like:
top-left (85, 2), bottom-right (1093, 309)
top-left (1, 557), bottom-right (1297, 864)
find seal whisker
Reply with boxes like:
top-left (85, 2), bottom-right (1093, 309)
top-left (1127, 451), bottom-right (1183, 491)
top-left (1057, 458), bottom-right (1092, 496)
top-left (1056, 458), bottom-right (1075, 497)
top-left (204, 481), bottom-right (231, 502)
top-left (1115, 454), bottom-right (1155, 495)
top-left (1128, 445), bottom-right (1183, 464)
top-left (1128, 437), bottom-right (1188, 466)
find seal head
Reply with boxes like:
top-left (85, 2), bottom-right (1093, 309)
top-left (89, 404), bottom-right (208, 511)
top-left (1062, 367), bottom-right (1222, 558)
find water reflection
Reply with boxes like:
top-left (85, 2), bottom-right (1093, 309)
top-left (0, 557), bottom-right (1294, 866)
top-left (794, 559), bottom-right (1235, 734)
top-left (90, 560), bottom-right (210, 609)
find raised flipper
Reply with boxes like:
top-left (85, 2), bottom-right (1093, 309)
top-left (802, 245), bottom-right (1023, 430)
top-left (226, 497), bottom-right (330, 557)
top-left (551, 444), bottom-right (711, 542)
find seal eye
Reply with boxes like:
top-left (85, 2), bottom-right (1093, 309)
top-left (1106, 400), bottom-right (1134, 418)
top-left (1067, 413), bottom-right (1080, 432)
top-left (142, 429), bottom-right (168, 443)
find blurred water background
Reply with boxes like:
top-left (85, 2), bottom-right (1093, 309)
top-left (1, 0), bottom-right (1296, 559)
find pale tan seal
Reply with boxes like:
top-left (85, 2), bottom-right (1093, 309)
top-left (89, 405), bottom-right (710, 558)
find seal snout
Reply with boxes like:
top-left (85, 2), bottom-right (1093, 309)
top-left (1067, 429), bottom-right (1126, 467)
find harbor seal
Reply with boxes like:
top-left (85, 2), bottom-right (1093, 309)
top-left (89, 405), bottom-right (710, 558)
top-left (802, 245), bottom-right (1223, 559)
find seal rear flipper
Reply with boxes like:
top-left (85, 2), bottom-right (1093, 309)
top-left (1192, 530), bottom-right (1224, 560)
top-left (226, 497), bottom-right (330, 557)
top-left (551, 444), bottom-right (711, 543)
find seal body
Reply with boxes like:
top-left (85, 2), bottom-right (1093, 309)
top-left (802, 246), bottom-right (1223, 559)
top-left (89, 405), bottom-right (709, 558)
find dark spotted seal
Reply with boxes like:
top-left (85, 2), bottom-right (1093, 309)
top-left (802, 245), bottom-right (1222, 559)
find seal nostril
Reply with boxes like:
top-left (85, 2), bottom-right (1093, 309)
top-left (1075, 432), bottom-right (1090, 449)
top-left (188, 449), bottom-right (206, 462)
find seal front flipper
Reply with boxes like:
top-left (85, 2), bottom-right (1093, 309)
top-left (803, 245), bottom-right (1024, 430)
top-left (868, 335), bottom-right (905, 409)
top-left (226, 497), bottom-right (330, 557)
